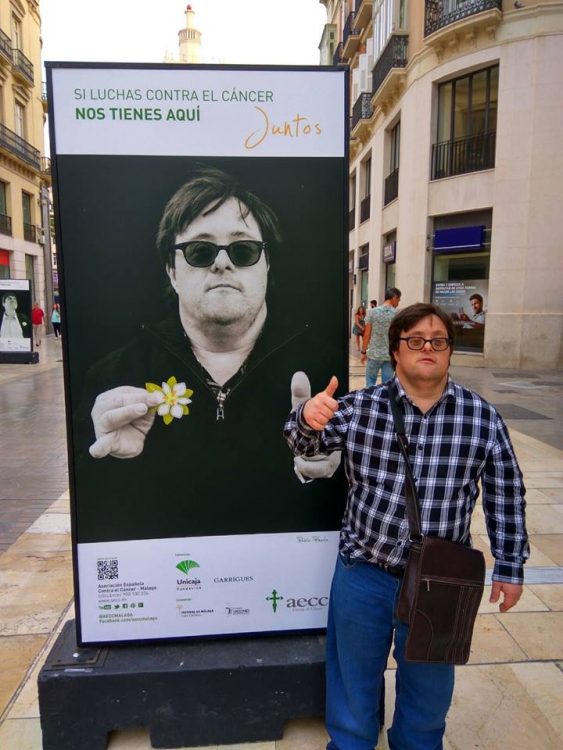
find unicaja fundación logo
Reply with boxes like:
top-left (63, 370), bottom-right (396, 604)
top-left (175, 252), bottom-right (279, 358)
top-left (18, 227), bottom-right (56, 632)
top-left (176, 559), bottom-right (200, 577)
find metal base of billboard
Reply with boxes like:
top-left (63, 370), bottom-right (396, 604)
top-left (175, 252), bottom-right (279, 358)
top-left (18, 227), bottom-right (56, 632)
top-left (38, 620), bottom-right (326, 749)
top-left (0, 351), bottom-right (38, 364)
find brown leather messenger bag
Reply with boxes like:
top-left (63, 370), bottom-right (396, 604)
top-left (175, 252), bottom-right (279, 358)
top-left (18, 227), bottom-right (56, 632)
top-left (389, 389), bottom-right (485, 665)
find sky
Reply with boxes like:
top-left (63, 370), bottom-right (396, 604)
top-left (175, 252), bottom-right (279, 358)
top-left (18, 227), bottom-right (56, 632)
top-left (40, 0), bottom-right (327, 67)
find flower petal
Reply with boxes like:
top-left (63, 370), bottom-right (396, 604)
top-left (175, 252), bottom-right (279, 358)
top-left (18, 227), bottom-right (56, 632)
top-left (157, 403), bottom-right (170, 416)
top-left (175, 382), bottom-right (187, 396)
top-left (185, 389), bottom-right (194, 398)
top-left (145, 382), bottom-right (162, 393)
top-left (162, 382), bottom-right (171, 394)
top-left (182, 405), bottom-right (189, 415)
top-left (163, 413), bottom-right (174, 425)
top-left (178, 397), bottom-right (191, 405)
top-left (170, 404), bottom-right (183, 419)
top-left (167, 376), bottom-right (178, 388)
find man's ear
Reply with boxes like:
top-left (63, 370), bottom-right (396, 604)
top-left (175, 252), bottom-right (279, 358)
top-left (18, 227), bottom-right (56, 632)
top-left (166, 264), bottom-right (178, 293)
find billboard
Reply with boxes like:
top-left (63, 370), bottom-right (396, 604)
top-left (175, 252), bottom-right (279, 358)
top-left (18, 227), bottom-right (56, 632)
top-left (432, 279), bottom-right (488, 352)
top-left (47, 63), bottom-right (348, 645)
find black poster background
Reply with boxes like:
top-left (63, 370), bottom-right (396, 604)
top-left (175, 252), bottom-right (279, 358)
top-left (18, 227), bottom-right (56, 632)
top-left (56, 155), bottom-right (348, 545)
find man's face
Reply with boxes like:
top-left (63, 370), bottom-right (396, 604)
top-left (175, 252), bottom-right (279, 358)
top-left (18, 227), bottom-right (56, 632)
top-left (167, 196), bottom-right (269, 331)
top-left (470, 297), bottom-right (482, 314)
top-left (394, 314), bottom-right (451, 386)
top-left (3, 295), bottom-right (17, 313)
top-left (391, 295), bottom-right (401, 308)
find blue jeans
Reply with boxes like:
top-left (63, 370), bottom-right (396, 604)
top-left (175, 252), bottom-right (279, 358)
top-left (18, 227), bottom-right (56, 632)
top-left (326, 554), bottom-right (455, 750)
top-left (366, 359), bottom-right (394, 388)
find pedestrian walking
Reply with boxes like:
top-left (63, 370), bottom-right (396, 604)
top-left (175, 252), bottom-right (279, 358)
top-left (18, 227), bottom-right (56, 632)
top-left (51, 303), bottom-right (61, 339)
top-left (31, 301), bottom-right (45, 347)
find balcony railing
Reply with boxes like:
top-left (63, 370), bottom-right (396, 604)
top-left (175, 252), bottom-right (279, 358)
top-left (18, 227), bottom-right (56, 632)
top-left (12, 48), bottom-right (34, 85)
top-left (351, 92), bottom-right (372, 130)
top-left (0, 212), bottom-right (12, 236)
top-left (40, 157), bottom-right (51, 176)
top-left (360, 195), bottom-right (371, 223)
top-left (42, 80), bottom-right (48, 101)
top-left (384, 168), bottom-right (399, 205)
top-left (425, 0), bottom-right (502, 37)
top-left (343, 11), bottom-right (360, 47)
top-left (333, 42), bottom-right (343, 65)
top-left (372, 35), bottom-right (408, 98)
top-left (23, 221), bottom-right (36, 243)
top-left (0, 122), bottom-right (41, 170)
top-left (0, 28), bottom-right (11, 64)
top-left (431, 131), bottom-right (496, 179)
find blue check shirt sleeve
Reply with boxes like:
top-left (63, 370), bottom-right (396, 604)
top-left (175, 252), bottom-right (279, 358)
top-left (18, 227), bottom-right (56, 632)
top-left (284, 396), bottom-right (353, 457)
top-left (482, 412), bottom-right (529, 584)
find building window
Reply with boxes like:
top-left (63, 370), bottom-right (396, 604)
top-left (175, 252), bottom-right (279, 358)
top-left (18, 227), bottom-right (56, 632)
top-left (0, 181), bottom-right (11, 236)
top-left (14, 102), bottom-right (26, 139)
top-left (431, 210), bottom-right (492, 353)
top-left (358, 243), bottom-right (369, 306)
top-left (349, 173), bottom-right (356, 230)
top-left (383, 230), bottom-right (397, 290)
top-left (360, 156), bottom-right (371, 222)
top-left (384, 121), bottom-right (400, 205)
top-left (432, 64), bottom-right (499, 179)
top-left (11, 15), bottom-right (22, 50)
top-left (22, 191), bottom-right (35, 242)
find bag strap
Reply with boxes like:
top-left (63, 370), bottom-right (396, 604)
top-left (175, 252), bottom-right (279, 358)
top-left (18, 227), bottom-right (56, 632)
top-left (388, 385), bottom-right (423, 541)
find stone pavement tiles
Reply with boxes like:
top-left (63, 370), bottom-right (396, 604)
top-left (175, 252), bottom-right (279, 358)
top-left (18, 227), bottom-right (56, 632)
top-left (0, 432), bottom-right (562, 749)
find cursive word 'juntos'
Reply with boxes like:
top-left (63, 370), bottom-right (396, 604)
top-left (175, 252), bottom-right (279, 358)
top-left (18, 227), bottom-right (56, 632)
top-left (244, 106), bottom-right (322, 150)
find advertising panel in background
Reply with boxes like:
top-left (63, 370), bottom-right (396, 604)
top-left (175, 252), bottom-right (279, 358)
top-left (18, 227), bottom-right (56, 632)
top-left (432, 279), bottom-right (488, 352)
top-left (0, 279), bottom-right (32, 352)
top-left (47, 63), bottom-right (348, 645)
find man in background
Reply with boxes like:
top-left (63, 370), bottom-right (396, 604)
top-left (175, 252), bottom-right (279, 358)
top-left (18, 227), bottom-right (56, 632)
top-left (361, 287), bottom-right (401, 386)
top-left (31, 301), bottom-right (45, 347)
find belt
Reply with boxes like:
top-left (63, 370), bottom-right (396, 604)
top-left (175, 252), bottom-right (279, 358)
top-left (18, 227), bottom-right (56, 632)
top-left (373, 560), bottom-right (404, 578)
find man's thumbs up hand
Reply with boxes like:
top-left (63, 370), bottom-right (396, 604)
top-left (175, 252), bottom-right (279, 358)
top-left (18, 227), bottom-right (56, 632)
top-left (302, 375), bottom-right (339, 431)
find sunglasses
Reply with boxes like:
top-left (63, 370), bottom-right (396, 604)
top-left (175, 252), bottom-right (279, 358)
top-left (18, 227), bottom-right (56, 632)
top-left (172, 240), bottom-right (267, 268)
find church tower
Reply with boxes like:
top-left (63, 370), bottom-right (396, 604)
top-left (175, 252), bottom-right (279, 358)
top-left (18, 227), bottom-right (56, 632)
top-left (178, 4), bottom-right (202, 64)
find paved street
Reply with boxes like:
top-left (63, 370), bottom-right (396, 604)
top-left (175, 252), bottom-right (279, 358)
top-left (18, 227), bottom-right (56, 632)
top-left (0, 336), bottom-right (562, 749)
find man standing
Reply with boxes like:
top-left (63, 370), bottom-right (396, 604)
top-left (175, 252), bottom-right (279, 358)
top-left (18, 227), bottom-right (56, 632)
top-left (361, 287), bottom-right (401, 386)
top-left (31, 301), bottom-right (45, 347)
top-left (284, 302), bottom-right (528, 750)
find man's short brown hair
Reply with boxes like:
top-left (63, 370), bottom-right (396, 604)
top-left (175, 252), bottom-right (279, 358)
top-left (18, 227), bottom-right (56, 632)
top-left (388, 302), bottom-right (455, 368)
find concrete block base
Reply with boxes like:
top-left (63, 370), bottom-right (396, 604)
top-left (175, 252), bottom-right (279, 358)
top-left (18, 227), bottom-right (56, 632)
top-left (38, 620), bottom-right (326, 749)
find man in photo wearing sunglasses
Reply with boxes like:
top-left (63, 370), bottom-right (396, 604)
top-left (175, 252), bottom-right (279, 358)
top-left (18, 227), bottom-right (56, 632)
top-left (77, 167), bottom-right (343, 542)
top-left (284, 302), bottom-right (528, 750)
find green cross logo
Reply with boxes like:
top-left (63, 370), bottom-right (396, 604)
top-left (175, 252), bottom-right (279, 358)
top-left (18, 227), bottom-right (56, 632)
top-left (266, 589), bottom-right (283, 612)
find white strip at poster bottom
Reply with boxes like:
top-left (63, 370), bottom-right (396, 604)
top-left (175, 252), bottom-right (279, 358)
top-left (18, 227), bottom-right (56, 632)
top-left (77, 531), bottom-right (339, 643)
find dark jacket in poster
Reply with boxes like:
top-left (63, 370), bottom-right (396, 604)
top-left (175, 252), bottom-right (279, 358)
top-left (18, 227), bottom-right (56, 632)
top-left (74, 312), bottom-right (346, 544)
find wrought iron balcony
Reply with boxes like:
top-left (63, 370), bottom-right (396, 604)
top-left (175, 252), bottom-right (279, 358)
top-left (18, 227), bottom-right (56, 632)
top-left (431, 131), bottom-right (496, 179)
top-left (333, 42), bottom-right (343, 66)
top-left (0, 212), bottom-right (12, 236)
top-left (0, 28), bottom-right (11, 65)
top-left (372, 35), bottom-right (408, 99)
top-left (343, 12), bottom-right (361, 57)
top-left (384, 168), bottom-right (399, 205)
top-left (23, 221), bottom-right (36, 243)
top-left (12, 48), bottom-right (34, 85)
top-left (425, 0), bottom-right (502, 37)
top-left (351, 92), bottom-right (372, 131)
top-left (0, 122), bottom-right (41, 170)
top-left (353, 0), bottom-right (374, 31)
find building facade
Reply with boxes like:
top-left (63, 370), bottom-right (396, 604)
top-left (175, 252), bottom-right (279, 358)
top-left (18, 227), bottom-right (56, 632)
top-left (0, 0), bottom-right (50, 308)
top-left (320, 0), bottom-right (563, 369)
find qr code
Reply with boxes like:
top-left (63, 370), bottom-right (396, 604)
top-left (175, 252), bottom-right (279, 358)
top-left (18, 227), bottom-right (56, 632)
top-left (97, 559), bottom-right (118, 580)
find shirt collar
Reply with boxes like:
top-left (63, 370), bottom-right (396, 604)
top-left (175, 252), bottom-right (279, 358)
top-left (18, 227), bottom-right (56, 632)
top-left (391, 374), bottom-right (456, 409)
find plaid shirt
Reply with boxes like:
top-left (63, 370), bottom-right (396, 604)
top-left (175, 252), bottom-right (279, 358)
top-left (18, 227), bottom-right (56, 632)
top-left (284, 376), bottom-right (529, 584)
